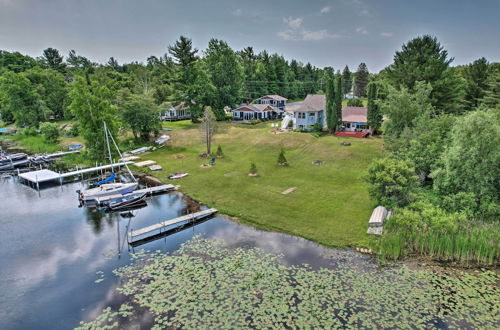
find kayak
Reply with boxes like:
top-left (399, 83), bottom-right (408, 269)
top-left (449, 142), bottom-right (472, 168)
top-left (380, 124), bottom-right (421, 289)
top-left (167, 172), bottom-right (188, 179)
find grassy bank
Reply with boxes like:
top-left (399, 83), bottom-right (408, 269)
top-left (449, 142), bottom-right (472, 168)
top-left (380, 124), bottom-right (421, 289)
top-left (140, 120), bottom-right (385, 248)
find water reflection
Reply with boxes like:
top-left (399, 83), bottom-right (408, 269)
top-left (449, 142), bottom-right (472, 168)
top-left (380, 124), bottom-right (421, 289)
top-left (0, 177), bottom-right (373, 330)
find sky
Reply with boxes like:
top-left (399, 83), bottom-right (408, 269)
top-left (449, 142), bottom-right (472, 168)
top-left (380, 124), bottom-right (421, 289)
top-left (0, 0), bottom-right (499, 72)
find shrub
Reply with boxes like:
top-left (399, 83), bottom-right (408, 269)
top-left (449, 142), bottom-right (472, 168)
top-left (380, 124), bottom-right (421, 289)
top-left (250, 119), bottom-right (261, 125)
top-left (347, 98), bottom-right (364, 107)
top-left (40, 122), bottom-right (60, 143)
top-left (366, 157), bottom-right (418, 208)
top-left (313, 123), bottom-right (323, 132)
top-left (249, 162), bottom-right (258, 174)
top-left (216, 145), bottom-right (224, 158)
top-left (21, 126), bottom-right (38, 136)
top-left (277, 149), bottom-right (288, 166)
top-left (68, 124), bottom-right (79, 137)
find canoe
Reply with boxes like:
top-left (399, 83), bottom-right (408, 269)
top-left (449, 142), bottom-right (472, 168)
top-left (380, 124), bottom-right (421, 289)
top-left (167, 172), bottom-right (188, 180)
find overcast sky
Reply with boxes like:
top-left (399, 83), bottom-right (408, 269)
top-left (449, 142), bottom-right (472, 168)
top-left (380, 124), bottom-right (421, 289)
top-left (1, 0), bottom-right (499, 72)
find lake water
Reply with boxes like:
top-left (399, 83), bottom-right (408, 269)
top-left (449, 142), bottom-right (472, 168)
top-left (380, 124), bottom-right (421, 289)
top-left (0, 176), bottom-right (374, 329)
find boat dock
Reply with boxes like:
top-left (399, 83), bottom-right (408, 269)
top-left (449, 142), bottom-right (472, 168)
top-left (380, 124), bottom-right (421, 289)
top-left (18, 162), bottom-right (134, 187)
top-left (128, 208), bottom-right (218, 245)
top-left (94, 184), bottom-right (175, 204)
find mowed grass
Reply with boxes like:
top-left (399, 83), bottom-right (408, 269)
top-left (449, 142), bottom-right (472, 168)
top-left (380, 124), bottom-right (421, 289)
top-left (142, 121), bottom-right (385, 248)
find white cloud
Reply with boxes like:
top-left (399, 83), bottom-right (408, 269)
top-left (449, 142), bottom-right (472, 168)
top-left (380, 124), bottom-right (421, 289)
top-left (380, 32), bottom-right (394, 37)
top-left (320, 6), bottom-right (331, 14)
top-left (232, 8), bottom-right (242, 16)
top-left (356, 27), bottom-right (368, 34)
top-left (302, 29), bottom-right (331, 41)
top-left (360, 8), bottom-right (370, 16)
top-left (283, 16), bottom-right (303, 29)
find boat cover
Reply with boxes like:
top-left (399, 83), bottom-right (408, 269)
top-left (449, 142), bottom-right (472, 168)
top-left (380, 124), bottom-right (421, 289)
top-left (91, 172), bottom-right (115, 185)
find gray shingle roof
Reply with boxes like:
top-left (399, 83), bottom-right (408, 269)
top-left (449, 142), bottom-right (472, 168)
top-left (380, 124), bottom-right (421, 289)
top-left (342, 106), bottom-right (368, 123)
top-left (257, 94), bottom-right (288, 101)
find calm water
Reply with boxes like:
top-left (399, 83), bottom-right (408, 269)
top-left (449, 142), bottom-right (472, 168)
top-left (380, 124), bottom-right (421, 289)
top-left (0, 176), bottom-right (373, 329)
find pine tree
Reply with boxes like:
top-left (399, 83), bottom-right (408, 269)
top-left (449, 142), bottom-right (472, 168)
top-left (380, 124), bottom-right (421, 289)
top-left (354, 63), bottom-right (369, 97)
top-left (216, 145), bottom-right (224, 158)
top-left (277, 149), bottom-right (288, 166)
top-left (325, 68), bottom-right (335, 133)
top-left (249, 162), bottom-right (258, 175)
top-left (387, 35), bottom-right (465, 114)
top-left (367, 82), bottom-right (382, 132)
top-left (342, 65), bottom-right (352, 96)
top-left (332, 74), bottom-right (343, 131)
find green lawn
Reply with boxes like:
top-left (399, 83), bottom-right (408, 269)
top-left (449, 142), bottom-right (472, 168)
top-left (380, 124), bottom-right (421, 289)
top-left (140, 121), bottom-right (385, 248)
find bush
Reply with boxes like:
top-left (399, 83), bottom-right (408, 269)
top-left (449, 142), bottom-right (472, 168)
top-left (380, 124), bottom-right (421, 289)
top-left (249, 162), bottom-right (258, 174)
top-left (216, 145), bottom-right (224, 158)
top-left (347, 98), bottom-right (364, 106)
top-left (21, 126), bottom-right (38, 136)
top-left (40, 122), bottom-right (60, 143)
top-left (68, 124), bottom-right (79, 137)
top-left (366, 157), bottom-right (418, 208)
top-left (313, 123), bottom-right (323, 132)
top-left (251, 119), bottom-right (261, 125)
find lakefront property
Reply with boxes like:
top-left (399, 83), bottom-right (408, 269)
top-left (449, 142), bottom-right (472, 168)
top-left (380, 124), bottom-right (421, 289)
top-left (0, 2), bottom-right (498, 328)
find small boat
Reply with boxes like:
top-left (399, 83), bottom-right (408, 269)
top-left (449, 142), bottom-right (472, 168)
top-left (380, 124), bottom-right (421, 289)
top-left (167, 172), bottom-right (188, 180)
top-left (155, 135), bottom-right (170, 145)
top-left (79, 182), bottom-right (139, 202)
top-left (0, 158), bottom-right (30, 170)
top-left (107, 193), bottom-right (148, 211)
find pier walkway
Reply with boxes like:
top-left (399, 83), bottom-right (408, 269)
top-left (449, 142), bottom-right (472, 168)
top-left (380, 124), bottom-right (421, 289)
top-left (18, 162), bottom-right (133, 185)
top-left (128, 208), bottom-right (218, 244)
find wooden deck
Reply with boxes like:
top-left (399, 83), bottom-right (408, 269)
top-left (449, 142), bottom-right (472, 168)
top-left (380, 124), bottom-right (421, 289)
top-left (128, 208), bottom-right (218, 242)
top-left (334, 131), bottom-right (369, 138)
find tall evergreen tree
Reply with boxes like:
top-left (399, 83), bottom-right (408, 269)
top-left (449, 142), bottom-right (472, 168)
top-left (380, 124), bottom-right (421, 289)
top-left (387, 35), bottom-right (466, 114)
top-left (41, 48), bottom-right (66, 73)
top-left (325, 68), bottom-right (335, 133)
top-left (353, 63), bottom-right (369, 97)
top-left (367, 82), bottom-right (382, 132)
top-left (333, 74), bottom-right (343, 131)
top-left (482, 64), bottom-right (500, 108)
top-left (342, 65), bottom-right (352, 96)
top-left (463, 57), bottom-right (490, 109)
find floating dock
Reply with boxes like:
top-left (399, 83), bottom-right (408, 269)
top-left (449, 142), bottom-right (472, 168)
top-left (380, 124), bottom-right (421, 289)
top-left (18, 162), bottom-right (134, 187)
top-left (128, 208), bottom-right (218, 244)
top-left (94, 184), bottom-right (175, 204)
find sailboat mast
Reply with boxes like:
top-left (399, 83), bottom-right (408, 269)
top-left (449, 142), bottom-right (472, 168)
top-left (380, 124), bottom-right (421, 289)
top-left (103, 121), bottom-right (113, 166)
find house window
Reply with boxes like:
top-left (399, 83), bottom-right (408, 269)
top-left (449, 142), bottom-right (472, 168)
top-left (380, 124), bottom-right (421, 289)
top-left (298, 112), bottom-right (305, 119)
top-left (298, 125), bottom-right (304, 129)
top-left (309, 112), bottom-right (315, 117)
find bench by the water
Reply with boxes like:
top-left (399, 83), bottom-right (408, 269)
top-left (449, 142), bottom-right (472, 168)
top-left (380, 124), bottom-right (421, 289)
top-left (128, 208), bottom-right (218, 244)
top-left (95, 184), bottom-right (175, 204)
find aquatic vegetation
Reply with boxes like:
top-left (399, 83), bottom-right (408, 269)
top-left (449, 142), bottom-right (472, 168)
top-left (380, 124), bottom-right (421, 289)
top-left (378, 202), bottom-right (500, 265)
top-left (78, 237), bottom-right (500, 329)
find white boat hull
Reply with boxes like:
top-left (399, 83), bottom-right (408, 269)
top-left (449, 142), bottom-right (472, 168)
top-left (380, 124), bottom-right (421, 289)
top-left (80, 183), bottom-right (138, 201)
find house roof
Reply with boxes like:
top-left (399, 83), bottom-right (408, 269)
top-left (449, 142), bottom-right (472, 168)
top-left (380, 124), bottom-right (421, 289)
top-left (342, 106), bottom-right (368, 123)
top-left (257, 94), bottom-right (288, 101)
top-left (234, 104), bottom-right (281, 112)
top-left (290, 94), bottom-right (325, 112)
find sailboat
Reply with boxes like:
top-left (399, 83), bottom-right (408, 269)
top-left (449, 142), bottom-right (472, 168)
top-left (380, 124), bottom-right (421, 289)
top-left (78, 122), bottom-right (139, 203)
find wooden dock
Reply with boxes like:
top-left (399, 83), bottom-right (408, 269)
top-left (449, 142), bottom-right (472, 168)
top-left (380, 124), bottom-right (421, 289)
top-left (95, 184), bottom-right (175, 204)
top-left (128, 208), bottom-right (218, 243)
top-left (19, 162), bottom-right (133, 184)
